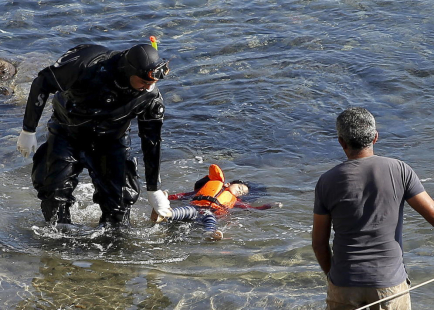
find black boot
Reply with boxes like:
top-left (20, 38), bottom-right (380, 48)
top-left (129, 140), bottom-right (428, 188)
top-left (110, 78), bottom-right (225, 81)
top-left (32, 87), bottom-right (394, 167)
top-left (56, 203), bottom-right (72, 224)
top-left (98, 208), bottom-right (131, 228)
top-left (41, 201), bottom-right (72, 225)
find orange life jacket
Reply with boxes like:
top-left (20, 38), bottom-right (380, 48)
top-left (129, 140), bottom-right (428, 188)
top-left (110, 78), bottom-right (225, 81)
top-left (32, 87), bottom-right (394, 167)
top-left (191, 164), bottom-right (237, 215)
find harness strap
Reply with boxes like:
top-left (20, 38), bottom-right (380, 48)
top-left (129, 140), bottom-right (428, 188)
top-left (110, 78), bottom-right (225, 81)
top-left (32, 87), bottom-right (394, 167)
top-left (191, 195), bottom-right (223, 207)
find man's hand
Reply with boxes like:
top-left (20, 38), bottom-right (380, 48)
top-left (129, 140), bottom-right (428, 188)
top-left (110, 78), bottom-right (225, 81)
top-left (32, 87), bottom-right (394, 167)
top-left (17, 130), bottom-right (37, 158)
top-left (147, 190), bottom-right (171, 217)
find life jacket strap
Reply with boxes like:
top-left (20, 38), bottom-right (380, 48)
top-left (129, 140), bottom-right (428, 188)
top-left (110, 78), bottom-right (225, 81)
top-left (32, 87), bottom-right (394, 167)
top-left (191, 195), bottom-right (223, 207)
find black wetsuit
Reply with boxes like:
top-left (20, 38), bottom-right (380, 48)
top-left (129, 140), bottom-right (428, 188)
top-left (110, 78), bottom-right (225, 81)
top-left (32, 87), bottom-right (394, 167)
top-left (23, 44), bottom-right (165, 225)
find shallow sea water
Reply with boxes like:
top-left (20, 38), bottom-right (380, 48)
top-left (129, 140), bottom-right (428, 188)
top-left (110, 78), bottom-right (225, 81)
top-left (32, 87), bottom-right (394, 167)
top-left (1, 0), bottom-right (434, 309)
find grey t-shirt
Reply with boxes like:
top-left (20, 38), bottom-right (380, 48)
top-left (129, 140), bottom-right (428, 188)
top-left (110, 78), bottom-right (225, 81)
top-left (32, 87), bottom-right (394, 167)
top-left (314, 155), bottom-right (425, 288)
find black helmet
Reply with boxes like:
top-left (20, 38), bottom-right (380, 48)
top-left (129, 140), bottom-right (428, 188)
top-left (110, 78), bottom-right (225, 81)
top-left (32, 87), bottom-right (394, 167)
top-left (119, 44), bottom-right (169, 81)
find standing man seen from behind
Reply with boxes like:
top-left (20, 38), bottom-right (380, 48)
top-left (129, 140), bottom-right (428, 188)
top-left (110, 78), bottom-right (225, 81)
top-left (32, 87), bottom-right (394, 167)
top-left (16, 43), bottom-right (172, 228)
top-left (312, 107), bottom-right (434, 309)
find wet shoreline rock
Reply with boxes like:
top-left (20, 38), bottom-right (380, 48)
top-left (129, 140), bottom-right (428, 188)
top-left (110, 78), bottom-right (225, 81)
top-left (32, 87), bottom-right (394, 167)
top-left (0, 59), bottom-right (17, 96)
top-left (0, 53), bottom-right (54, 104)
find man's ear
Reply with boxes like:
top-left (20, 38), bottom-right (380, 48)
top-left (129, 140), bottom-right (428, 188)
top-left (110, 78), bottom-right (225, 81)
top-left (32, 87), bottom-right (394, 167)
top-left (373, 131), bottom-right (379, 145)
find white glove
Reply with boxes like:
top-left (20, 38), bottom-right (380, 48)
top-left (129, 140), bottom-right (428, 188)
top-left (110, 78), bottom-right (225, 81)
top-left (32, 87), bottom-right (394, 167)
top-left (17, 130), bottom-right (37, 158)
top-left (147, 190), bottom-right (171, 217)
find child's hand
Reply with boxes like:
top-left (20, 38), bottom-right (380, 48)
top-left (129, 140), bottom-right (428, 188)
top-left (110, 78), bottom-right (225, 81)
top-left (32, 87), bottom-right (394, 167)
top-left (274, 202), bottom-right (283, 208)
top-left (262, 202), bottom-right (283, 209)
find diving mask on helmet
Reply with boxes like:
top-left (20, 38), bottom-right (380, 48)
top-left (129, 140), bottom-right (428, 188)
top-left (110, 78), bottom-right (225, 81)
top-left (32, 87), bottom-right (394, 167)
top-left (126, 57), bottom-right (170, 82)
top-left (147, 60), bottom-right (170, 81)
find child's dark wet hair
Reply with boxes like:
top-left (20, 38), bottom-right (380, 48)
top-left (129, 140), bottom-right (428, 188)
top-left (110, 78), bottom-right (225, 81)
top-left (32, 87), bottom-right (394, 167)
top-left (230, 179), bottom-right (250, 189)
top-left (233, 181), bottom-right (268, 202)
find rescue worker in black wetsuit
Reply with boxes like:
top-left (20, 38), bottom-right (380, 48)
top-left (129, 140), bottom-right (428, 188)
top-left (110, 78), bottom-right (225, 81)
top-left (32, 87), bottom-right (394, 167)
top-left (16, 43), bottom-right (172, 227)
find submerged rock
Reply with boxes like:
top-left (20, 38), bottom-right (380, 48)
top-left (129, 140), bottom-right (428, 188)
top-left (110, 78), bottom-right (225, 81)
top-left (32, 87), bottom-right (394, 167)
top-left (0, 53), bottom-right (54, 104)
top-left (0, 59), bottom-right (16, 96)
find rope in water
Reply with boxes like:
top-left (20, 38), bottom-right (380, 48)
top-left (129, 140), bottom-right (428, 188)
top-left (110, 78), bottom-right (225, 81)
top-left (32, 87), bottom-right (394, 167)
top-left (354, 278), bottom-right (434, 310)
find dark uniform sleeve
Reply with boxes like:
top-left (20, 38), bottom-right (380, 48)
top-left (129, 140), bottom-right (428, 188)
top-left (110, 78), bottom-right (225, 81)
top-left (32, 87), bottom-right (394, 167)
top-left (22, 44), bottom-right (108, 132)
top-left (137, 91), bottom-right (165, 191)
top-left (22, 67), bottom-right (63, 132)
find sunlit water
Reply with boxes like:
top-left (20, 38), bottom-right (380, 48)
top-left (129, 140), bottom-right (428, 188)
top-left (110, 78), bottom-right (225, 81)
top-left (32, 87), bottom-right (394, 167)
top-left (1, 0), bottom-right (434, 309)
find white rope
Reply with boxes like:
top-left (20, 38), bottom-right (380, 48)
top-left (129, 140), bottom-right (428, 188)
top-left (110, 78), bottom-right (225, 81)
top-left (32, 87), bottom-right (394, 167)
top-left (354, 278), bottom-right (434, 310)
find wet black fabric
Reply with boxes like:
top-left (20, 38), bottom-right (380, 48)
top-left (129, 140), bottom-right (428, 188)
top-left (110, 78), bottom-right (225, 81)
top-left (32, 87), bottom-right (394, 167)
top-left (23, 44), bottom-right (166, 224)
top-left (32, 130), bottom-right (140, 224)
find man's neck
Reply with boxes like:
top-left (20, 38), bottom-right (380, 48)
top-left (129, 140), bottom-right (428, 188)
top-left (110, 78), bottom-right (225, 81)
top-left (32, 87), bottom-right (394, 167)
top-left (346, 148), bottom-right (374, 160)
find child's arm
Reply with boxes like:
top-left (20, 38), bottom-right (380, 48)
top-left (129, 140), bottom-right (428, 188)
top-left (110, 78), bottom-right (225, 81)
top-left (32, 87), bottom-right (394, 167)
top-left (233, 200), bottom-right (282, 210)
top-left (167, 191), bottom-right (197, 201)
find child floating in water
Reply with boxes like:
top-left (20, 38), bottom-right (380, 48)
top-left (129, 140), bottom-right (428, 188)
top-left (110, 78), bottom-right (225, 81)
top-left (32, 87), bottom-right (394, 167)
top-left (151, 164), bottom-right (280, 240)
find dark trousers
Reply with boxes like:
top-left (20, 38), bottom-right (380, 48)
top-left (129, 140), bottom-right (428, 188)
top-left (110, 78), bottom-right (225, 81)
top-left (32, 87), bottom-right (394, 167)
top-left (32, 130), bottom-right (140, 225)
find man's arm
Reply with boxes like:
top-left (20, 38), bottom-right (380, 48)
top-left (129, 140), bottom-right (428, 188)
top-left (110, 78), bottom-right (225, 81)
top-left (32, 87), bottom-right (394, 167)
top-left (17, 68), bottom-right (60, 157)
top-left (23, 45), bottom-right (99, 132)
top-left (138, 93), bottom-right (165, 191)
top-left (138, 93), bottom-right (173, 218)
top-left (22, 75), bottom-right (53, 132)
top-left (139, 118), bottom-right (163, 191)
top-left (407, 191), bottom-right (434, 226)
top-left (312, 213), bottom-right (332, 275)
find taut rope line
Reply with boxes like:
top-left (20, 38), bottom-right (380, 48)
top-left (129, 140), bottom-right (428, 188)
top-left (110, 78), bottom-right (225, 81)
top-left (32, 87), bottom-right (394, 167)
top-left (354, 278), bottom-right (434, 310)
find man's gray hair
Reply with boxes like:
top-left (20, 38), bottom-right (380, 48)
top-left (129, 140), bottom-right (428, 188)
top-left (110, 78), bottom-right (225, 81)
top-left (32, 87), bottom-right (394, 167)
top-left (336, 107), bottom-right (377, 150)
